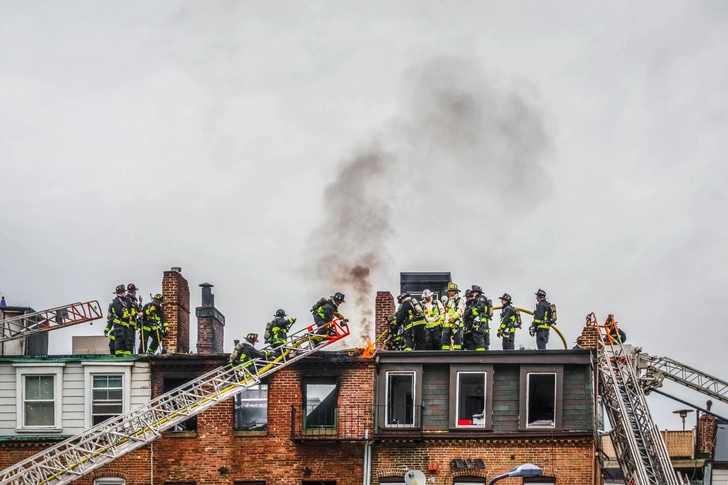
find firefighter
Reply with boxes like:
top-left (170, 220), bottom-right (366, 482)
top-left (497, 293), bottom-right (517, 350)
top-left (109, 284), bottom-right (133, 356)
top-left (392, 292), bottom-right (427, 351)
top-left (442, 283), bottom-right (464, 350)
top-left (103, 302), bottom-right (115, 355)
top-left (270, 309), bottom-right (296, 357)
top-left (530, 288), bottom-right (553, 350)
top-left (313, 292), bottom-right (347, 336)
top-left (469, 285), bottom-right (491, 351)
top-left (229, 333), bottom-right (269, 372)
top-left (422, 289), bottom-right (444, 350)
top-left (462, 289), bottom-right (475, 350)
top-left (139, 294), bottom-right (168, 354)
top-left (125, 284), bottom-right (142, 354)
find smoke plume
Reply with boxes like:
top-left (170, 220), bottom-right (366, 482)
top-left (305, 56), bottom-right (552, 344)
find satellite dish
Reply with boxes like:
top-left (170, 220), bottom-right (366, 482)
top-left (404, 470), bottom-right (427, 485)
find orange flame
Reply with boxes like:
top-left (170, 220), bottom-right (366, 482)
top-left (360, 336), bottom-right (376, 358)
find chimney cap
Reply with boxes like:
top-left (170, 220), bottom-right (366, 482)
top-left (199, 282), bottom-right (214, 288)
top-left (171, 267), bottom-right (182, 273)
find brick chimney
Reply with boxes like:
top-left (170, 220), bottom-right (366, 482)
top-left (196, 283), bottom-right (225, 354)
top-left (698, 401), bottom-right (716, 457)
top-left (577, 324), bottom-right (601, 350)
top-left (162, 267), bottom-right (190, 354)
top-left (374, 291), bottom-right (395, 349)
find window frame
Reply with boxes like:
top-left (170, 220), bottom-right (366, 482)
top-left (83, 362), bottom-right (133, 428)
top-left (302, 376), bottom-right (340, 430)
top-left (14, 363), bottom-right (65, 433)
top-left (93, 478), bottom-right (126, 485)
top-left (234, 383), bottom-right (268, 434)
top-left (449, 364), bottom-right (494, 430)
top-left (377, 364), bottom-right (422, 429)
top-left (519, 365), bottom-right (563, 431)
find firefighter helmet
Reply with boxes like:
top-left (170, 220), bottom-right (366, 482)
top-left (447, 283), bottom-right (460, 293)
top-left (127, 283), bottom-right (138, 292)
top-left (332, 292), bottom-right (346, 303)
top-left (422, 289), bottom-right (434, 299)
top-left (245, 333), bottom-right (258, 344)
top-left (275, 309), bottom-right (286, 317)
top-left (499, 293), bottom-right (512, 303)
top-left (396, 292), bottom-right (409, 303)
top-left (471, 285), bottom-right (483, 294)
top-left (535, 289), bottom-right (547, 298)
top-left (114, 284), bottom-right (126, 294)
top-left (465, 289), bottom-right (473, 298)
top-left (153, 293), bottom-right (163, 301)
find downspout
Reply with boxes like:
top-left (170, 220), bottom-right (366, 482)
top-left (363, 429), bottom-right (372, 485)
top-left (150, 440), bottom-right (154, 485)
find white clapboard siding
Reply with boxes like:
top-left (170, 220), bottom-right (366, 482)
top-left (0, 357), bottom-right (153, 438)
top-left (0, 364), bottom-right (17, 435)
top-left (61, 363), bottom-right (86, 434)
top-left (130, 361), bottom-right (151, 408)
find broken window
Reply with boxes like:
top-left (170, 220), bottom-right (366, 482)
top-left (456, 372), bottom-right (486, 427)
top-left (527, 373), bottom-right (556, 428)
top-left (386, 371), bottom-right (415, 426)
top-left (234, 384), bottom-right (268, 432)
top-left (163, 377), bottom-right (197, 432)
top-left (304, 377), bottom-right (338, 429)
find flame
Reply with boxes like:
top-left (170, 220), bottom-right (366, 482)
top-left (360, 336), bottom-right (376, 358)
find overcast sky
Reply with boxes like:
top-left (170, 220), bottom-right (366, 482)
top-left (1, 1), bottom-right (727, 431)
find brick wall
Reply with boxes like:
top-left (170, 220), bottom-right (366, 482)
top-left (162, 267), bottom-right (190, 354)
top-left (371, 438), bottom-right (596, 485)
top-left (375, 291), bottom-right (395, 348)
top-left (37, 357), bottom-right (376, 485)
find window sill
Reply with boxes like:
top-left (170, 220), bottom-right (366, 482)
top-left (161, 431), bottom-right (198, 438)
top-left (15, 427), bottom-right (63, 434)
top-left (233, 430), bottom-right (267, 437)
top-left (449, 426), bottom-right (492, 432)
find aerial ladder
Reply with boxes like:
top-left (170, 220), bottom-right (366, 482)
top-left (0, 318), bottom-right (351, 485)
top-left (632, 349), bottom-right (728, 406)
top-left (0, 301), bottom-right (103, 344)
top-left (588, 313), bottom-right (689, 485)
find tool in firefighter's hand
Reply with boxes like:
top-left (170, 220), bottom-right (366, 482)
top-left (497, 329), bottom-right (503, 338)
top-left (529, 326), bottom-right (536, 337)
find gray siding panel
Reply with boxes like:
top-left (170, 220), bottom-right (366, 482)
top-left (62, 363), bottom-right (86, 435)
top-left (422, 364), bottom-right (449, 431)
top-left (492, 364), bottom-right (520, 432)
top-left (562, 365), bottom-right (594, 431)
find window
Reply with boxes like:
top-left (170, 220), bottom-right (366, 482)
top-left (449, 365), bottom-right (493, 430)
top-left (386, 371), bottom-right (415, 427)
top-left (304, 378), bottom-right (338, 429)
top-left (527, 373), bottom-right (556, 427)
top-left (14, 363), bottom-right (64, 432)
top-left (519, 365), bottom-right (563, 430)
top-left (523, 478), bottom-right (555, 484)
top-left (94, 479), bottom-right (125, 485)
top-left (457, 372), bottom-right (486, 427)
top-left (91, 375), bottom-right (123, 425)
top-left (234, 384), bottom-right (268, 432)
top-left (83, 362), bottom-right (132, 428)
top-left (164, 377), bottom-right (197, 432)
top-left (453, 478), bottom-right (486, 484)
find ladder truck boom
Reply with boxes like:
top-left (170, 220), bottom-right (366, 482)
top-left (633, 350), bottom-right (728, 405)
top-left (0, 301), bottom-right (103, 344)
top-left (0, 318), bottom-right (350, 485)
top-left (590, 313), bottom-right (688, 485)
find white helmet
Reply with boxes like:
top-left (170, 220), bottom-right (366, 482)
top-left (422, 289), bottom-right (433, 299)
